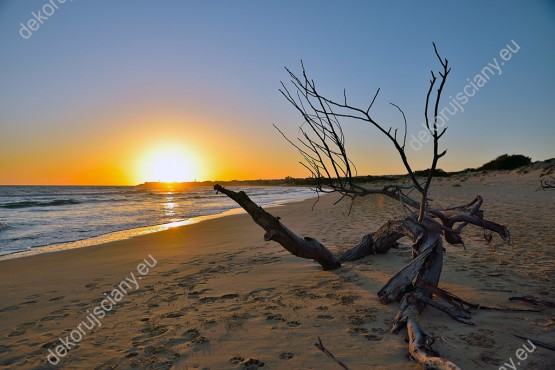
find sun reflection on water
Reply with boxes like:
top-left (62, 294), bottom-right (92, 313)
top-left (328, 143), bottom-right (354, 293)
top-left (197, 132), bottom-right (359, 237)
top-left (163, 192), bottom-right (178, 219)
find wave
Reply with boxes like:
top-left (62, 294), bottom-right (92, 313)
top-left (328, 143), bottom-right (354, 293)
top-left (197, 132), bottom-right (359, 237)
top-left (0, 199), bottom-right (81, 209)
top-left (0, 222), bottom-right (10, 231)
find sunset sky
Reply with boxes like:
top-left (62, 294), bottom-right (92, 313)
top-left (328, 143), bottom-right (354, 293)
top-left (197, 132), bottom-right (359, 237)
top-left (1, 0), bottom-right (554, 185)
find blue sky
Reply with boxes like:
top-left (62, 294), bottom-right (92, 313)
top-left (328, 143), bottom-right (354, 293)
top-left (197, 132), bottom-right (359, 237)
top-left (0, 0), bottom-right (554, 184)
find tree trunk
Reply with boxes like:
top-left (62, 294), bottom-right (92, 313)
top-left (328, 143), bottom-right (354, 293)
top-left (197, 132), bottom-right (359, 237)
top-left (214, 185), bottom-right (341, 270)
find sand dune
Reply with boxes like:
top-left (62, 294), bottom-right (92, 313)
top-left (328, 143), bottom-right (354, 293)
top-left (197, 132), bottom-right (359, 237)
top-left (0, 168), bottom-right (554, 369)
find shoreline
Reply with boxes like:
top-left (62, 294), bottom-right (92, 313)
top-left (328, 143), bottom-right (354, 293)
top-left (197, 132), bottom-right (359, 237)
top-left (0, 190), bottom-right (317, 262)
top-left (0, 208), bottom-right (241, 262)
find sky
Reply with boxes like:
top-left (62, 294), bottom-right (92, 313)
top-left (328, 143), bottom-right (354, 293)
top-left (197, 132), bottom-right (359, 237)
top-left (0, 0), bottom-right (554, 185)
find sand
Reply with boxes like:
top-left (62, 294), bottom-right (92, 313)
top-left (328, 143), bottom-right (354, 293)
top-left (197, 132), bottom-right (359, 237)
top-left (1, 168), bottom-right (554, 369)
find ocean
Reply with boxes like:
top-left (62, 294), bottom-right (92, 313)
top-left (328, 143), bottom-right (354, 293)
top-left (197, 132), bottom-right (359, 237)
top-left (0, 185), bottom-right (316, 258)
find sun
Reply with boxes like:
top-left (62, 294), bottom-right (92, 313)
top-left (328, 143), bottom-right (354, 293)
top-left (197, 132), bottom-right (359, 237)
top-left (139, 145), bottom-right (199, 183)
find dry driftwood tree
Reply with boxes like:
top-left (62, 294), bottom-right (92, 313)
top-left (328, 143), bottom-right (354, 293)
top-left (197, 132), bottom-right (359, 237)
top-left (540, 176), bottom-right (555, 189)
top-left (215, 43), bottom-right (511, 369)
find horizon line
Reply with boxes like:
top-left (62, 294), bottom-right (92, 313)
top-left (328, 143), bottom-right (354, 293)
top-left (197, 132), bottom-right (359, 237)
top-left (1, 156), bottom-right (551, 187)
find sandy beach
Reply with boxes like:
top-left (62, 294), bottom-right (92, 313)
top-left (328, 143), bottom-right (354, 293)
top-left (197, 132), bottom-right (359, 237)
top-left (1, 168), bottom-right (554, 369)
top-left (3, 1), bottom-right (554, 369)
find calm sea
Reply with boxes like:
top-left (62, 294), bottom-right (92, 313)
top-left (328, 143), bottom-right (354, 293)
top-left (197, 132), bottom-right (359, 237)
top-left (0, 185), bottom-right (315, 258)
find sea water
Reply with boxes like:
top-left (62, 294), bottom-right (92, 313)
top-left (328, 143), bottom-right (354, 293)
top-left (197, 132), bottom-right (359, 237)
top-left (0, 185), bottom-right (315, 258)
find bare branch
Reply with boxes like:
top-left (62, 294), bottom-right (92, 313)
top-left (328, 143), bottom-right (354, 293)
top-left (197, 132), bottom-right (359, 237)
top-left (390, 102), bottom-right (408, 149)
top-left (511, 334), bottom-right (555, 352)
top-left (367, 88), bottom-right (380, 114)
top-left (540, 176), bottom-right (555, 190)
top-left (314, 337), bottom-right (351, 370)
top-left (279, 60), bottom-right (425, 196)
top-left (419, 42), bottom-right (451, 222)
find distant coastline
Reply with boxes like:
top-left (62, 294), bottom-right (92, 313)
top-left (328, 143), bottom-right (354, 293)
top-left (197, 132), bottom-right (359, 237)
top-left (137, 156), bottom-right (555, 188)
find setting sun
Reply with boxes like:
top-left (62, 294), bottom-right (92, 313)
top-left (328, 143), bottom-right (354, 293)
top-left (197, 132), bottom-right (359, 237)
top-left (139, 145), bottom-right (199, 183)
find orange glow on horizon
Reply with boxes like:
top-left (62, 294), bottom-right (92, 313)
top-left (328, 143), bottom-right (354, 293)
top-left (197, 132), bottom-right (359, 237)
top-left (0, 111), bottom-right (409, 186)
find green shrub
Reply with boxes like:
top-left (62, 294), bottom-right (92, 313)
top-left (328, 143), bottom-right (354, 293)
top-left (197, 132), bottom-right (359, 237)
top-left (477, 154), bottom-right (531, 171)
top-left (413, 168), bottom-right (449, 177)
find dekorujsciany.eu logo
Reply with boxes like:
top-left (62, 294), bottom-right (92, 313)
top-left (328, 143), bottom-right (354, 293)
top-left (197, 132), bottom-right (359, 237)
top-left (19, 0), bottom-right (73, 40)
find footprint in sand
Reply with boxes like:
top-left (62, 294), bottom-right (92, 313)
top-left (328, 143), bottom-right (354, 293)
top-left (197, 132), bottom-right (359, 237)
top-left (141, 324), bottom-right (170, 337)
top-left (7, 329), bottom-right (25, 337)
top-left (40, 312), bottom-right (69, 321)
top-left (160, 310), bottom-right (186, 319)
top-left (175, 279), bottom-right (196, 289)
top-left (278, 352), bottom-right (294, 360)
top-left (364, 334), bottom-right (383, 341)
top-left (229, 356), bottom-right (245, 365)
top-left (7, 322), bottom-right (35, 337)
top-left (50, 308), bottom-right (67, 315)
top-left (159, 293), bottom-right (181, 304)
top-left (84, 282), bottom-right (99, 290)
top-left (95, 358), bottom-right (120, 370)
top-left (351, 327), bottom-right (369, 334)
top-left (229, 356), bottom-right (265, 368)
top-left (460, 330), bottom-right (496, 348)
top-left (183, 258), bottom-right (203, 266)
top-left (70, 299), bottom-right (88, 307)
top-left (125, 351), bottom-right (139, 358)
top-left (243, 288), bottom-right (276, 302)
top-left (477, 351), bottom-right (502, 366)
top-left (185, 328), bottom-right (209, 344)
top-left (0, 300), bottom-right (37, 313)
top-left (125, 345), bottom-right (180, 368)
top-left (161, 269), bottom-right (180, 277)
top-left (132, 324), bottom-right (170, 347)
top-left (235, 266), bottom-right (254, 275)
top-left (199, 293), bottom-right (239, 303)
top-left (24, 294), bottom-right (41, 300)
top-left (349, 313), bottom-right (376, 326)
top-left (265, 314), bottom-right (286, 323)
top-left (41, 340), bottom-right (59, 349)
top-left (187, 288), bottom-right (212, 298)
top-left (0, 305), bottom-right (20, 313)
